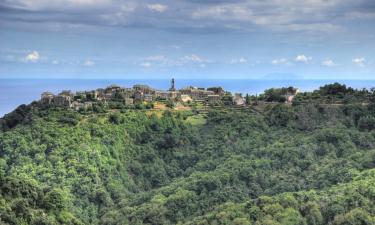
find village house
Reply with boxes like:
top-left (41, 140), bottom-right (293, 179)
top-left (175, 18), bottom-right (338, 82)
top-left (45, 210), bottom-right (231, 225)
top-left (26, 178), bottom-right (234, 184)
top-left (158, 91), bottom-right (170, 100)
top-left (284, 88), bottom-right (299, 103)
top-left (52, 90), bottom-right (73, 107)
top-left (38, 78), bottom-right (302, 112)
top-left (133, 84), bottom-right (155, 95)
top-left (207, 95), bottom-right (221, 105)
top-left (106, 84), bottom-right (121, 93)
top-left (180, 86), bottom-right (214, 101)
top-left (124, 98), bottom-right (134, 106)
top-left (134, 90), bottom-right (144, 103)
top-left (180, 94), bottom-right (192, 103)
top-left (54, 95), bottom-right (72, 107)
top-left (207, 87), bottom-right (225, 96)
top-left (233, 93), bottom-right (245, 106)
top-left (169, 91), bottom-right (179, 99)
top-left (96, 88), bottom-right (106, 101)
top-left (144, 94), bottom-right (153, 102)
top-left (72, 101), bottom-right (93, 111)
top-left (41, 92), bottom-right (54, 104)
top-left (85, 90), bottom-right (98, 100)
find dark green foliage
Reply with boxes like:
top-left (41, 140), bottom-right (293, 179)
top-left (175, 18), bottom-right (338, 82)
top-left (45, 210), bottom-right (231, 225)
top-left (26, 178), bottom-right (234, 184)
top-left (260, 87), bottom-right (297, 103)
top-left (1, 85), bottom-right (375, 224)
top-left (0, 104), bottom-right (33, 130)
top-left (108, 113), bottom-right (122, 124)
top-left (221, 93), bottom-right (234, 105)
top-left (0, 176), bottom-right (83, 225)
top-left (58, 111), bottom-right (80, 126)
top-left (318, 83), bottom-right (354, 96)
top-left (293, 83), bottom-right (372, 105)
top-left (357, 116), bottom-right (375, 131)
top-left (267, 104), bottom-right (295, 127)
top-left (165, 100), bottom-right (175, 108)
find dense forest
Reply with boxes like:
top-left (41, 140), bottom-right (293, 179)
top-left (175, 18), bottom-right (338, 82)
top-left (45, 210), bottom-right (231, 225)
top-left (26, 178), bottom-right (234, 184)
top-left (0, 83), bottom-right (374, 225)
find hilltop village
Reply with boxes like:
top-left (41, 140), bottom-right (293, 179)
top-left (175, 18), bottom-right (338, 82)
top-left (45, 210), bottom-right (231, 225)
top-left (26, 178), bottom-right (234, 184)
top-left (40, 79), bottom-right (299, 111)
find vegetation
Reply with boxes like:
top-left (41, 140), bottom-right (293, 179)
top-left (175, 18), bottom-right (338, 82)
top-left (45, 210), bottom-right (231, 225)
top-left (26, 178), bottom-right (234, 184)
top-left (0, 83), bottom-right (374, 225)
top-left (292, 83), bottom-right (373, 105)
top-left (259, 87), bottom-right (297, 103)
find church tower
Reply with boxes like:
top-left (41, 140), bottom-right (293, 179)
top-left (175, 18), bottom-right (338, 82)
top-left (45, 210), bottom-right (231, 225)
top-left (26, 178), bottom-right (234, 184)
top-left (170, 78), bottom-right (176, 91)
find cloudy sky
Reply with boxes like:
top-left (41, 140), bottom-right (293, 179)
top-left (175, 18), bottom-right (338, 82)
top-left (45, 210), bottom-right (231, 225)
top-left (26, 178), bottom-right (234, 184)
top-left (0, 0), bottom-right (374, 79)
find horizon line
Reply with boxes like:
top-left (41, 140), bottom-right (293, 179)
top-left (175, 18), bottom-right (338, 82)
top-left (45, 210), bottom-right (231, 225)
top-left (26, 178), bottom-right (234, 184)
top-left (2, 78), bottom-right (375, 81)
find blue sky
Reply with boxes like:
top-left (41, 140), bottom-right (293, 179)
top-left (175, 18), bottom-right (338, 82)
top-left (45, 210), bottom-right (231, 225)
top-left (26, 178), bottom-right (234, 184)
top-left (0, 0), bottom-right (374, 79)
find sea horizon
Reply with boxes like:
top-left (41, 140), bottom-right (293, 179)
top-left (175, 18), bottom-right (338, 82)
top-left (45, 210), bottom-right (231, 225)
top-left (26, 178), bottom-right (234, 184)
top-left (2, 78), bottom-right (375, 117)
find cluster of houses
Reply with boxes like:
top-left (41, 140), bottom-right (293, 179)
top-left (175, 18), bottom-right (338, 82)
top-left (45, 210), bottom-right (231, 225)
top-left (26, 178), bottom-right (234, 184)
top-left (40, 79), bottom-right (298, 110)
top-left (40, 79), bottom-right (239, 110)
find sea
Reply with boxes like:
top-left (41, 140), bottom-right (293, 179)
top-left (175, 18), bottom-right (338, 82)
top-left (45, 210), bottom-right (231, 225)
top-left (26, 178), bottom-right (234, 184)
top-left (1, 79), bottom-right (375, 117)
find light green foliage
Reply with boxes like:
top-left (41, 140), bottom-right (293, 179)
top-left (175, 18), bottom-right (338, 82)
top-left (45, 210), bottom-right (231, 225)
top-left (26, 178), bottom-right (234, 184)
top-left (185, 114), bottom-right (207, 126)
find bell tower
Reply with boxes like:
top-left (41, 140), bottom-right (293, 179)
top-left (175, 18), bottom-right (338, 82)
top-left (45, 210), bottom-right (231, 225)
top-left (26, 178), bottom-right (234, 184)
top-left (170, 78), bottom-right (176, 91)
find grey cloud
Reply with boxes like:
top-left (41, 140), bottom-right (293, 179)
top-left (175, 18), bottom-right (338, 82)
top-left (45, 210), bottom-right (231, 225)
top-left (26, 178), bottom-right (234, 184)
top-left (0, 0), bottom-right (374, 33)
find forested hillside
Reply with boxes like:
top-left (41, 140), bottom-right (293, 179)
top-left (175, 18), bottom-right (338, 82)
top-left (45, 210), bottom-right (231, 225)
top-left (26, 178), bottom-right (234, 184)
top-left (0, 84), bottom-right (375, 225)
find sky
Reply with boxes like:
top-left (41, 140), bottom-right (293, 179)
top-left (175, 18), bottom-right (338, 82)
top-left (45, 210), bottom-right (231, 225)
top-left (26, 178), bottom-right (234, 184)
top-left (0, 0), bottom-right (374, 80)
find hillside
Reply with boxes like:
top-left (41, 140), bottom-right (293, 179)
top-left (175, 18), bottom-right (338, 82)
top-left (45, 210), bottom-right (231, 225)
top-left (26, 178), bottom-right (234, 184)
top-left (0, 84), bottom-right (375, 225)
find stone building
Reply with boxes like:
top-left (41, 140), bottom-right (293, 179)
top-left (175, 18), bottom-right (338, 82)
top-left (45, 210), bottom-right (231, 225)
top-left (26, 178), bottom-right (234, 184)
top-left (207, 87), bottom-right (225, 96)
top-left (124, 98), bottom-right (134, 105)
top-left (85, 90), bottom-right (98, 100)
top-left (53, 90), bottom-right (73, 107)
top-left (106, 84), bottom-right (121, 93)
top-left (180, 94), bottom-right (192, 103)
top-left (144, 94), bottom-right (153, 102)
top-left (41, 92), bottom-right (54, 104)
top-left (134, 90), bottom-right (144, 103)
top-left (180, 86), bottom-right (214, 101)
top-left (207, 95), bottom-right (221, 105)
top-left (157, 91), bottom-right (170, 100)
top-left (72, 101), bottom-right (92, 111)
top-left (133, 84), bottom-right (154, 94)
top-left (233, 93), bottom-right (245, 106)
top-left (169, 91), bottom-right (179, 100)
top-left (284, 88), bottom-right (299, 103)
top-left (54, 95), bottom-right (72, 107)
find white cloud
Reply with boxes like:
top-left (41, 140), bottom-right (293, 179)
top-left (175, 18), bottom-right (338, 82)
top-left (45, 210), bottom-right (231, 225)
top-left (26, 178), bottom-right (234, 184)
top-left (145, 55), bottom-right (167, 62)
top-left (230, 57), bottom-right (247, 64)
top-left (192, 4), bottom-right (253, 22)
top-left (271, 58), bottom-right (292, 66)
top-left (179, 54), bottom-right (213, 66)
top-left (295, 54), bottom-right (312, 63)
top-left (168, 45), bottom-right (181, 50)
top-left (140, 62), bottom-right (152, 68)
top-left (8, 0), bottom-right (112, 10)
top-left (190, 2), bottom-right (344, 33)
top-left (146, 3), bottom-right (167, 13)
top-left (1, 0), bottom-right (371, 35)
top-left (139, 55), bottom-right (169, 67)
top-left (352, 57), bottom-right (365, 67)
top-left (345, 11), bottom-right (375, 20)
top-left (83, 59), bottom-right (95, 66)
top-left (183, 54), bottom-right (206, 63)
top-left (25, 50), bottom-right (40, 62)
top-left (321, 59), bottom-right (336, 67)
top-left (286, 23), bottom-right (343, 33)
top-left (136, 54), bottom-right (211, 68)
